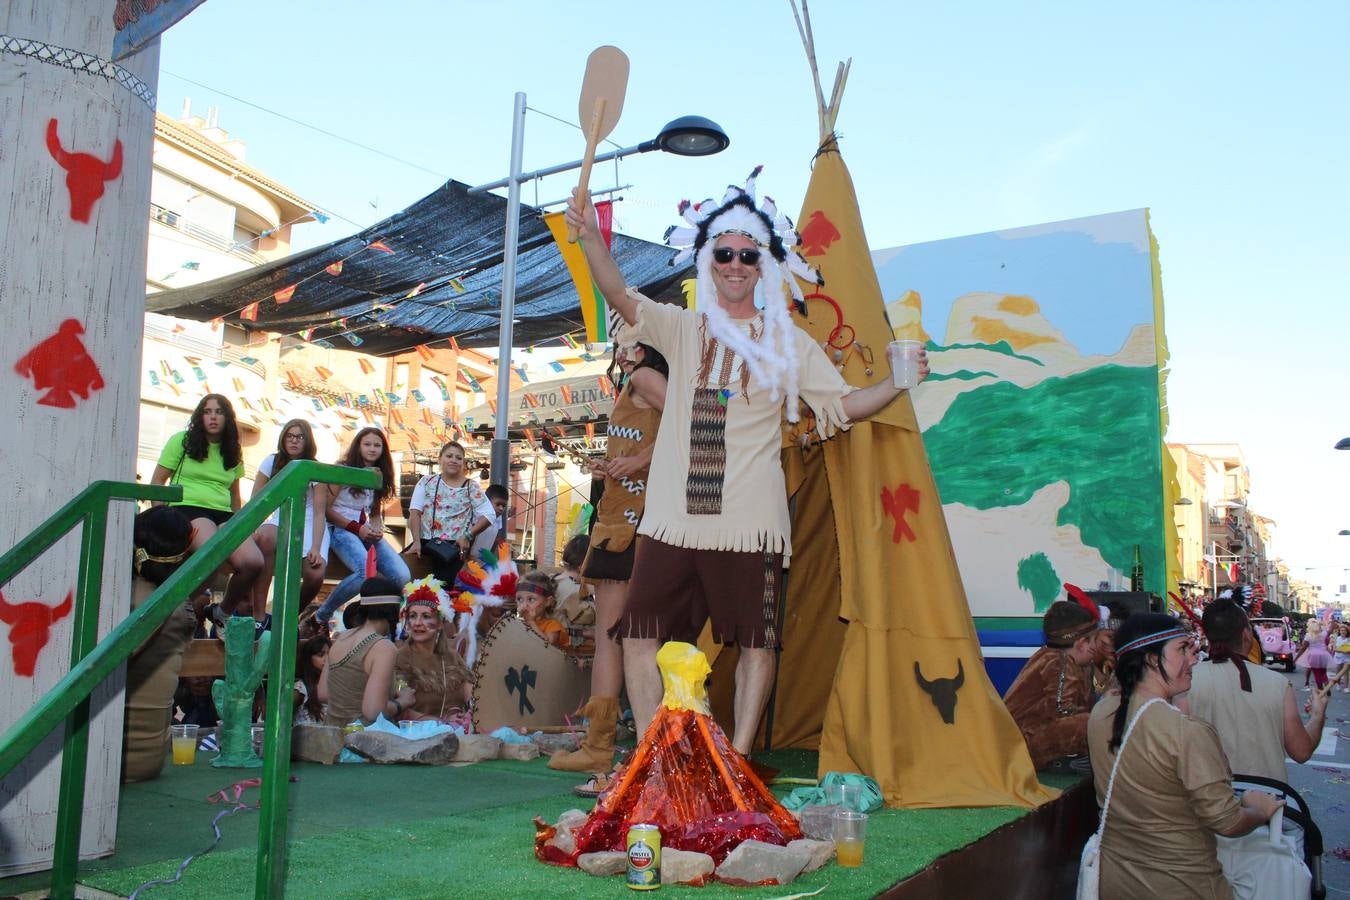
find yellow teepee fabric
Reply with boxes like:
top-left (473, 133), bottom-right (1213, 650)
top-left (787, 139), bottom-right (1054, 808)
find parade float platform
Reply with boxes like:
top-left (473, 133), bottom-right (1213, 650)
top-left (0, 750), bottom-right (1091, 899)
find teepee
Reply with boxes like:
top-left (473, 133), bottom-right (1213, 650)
top-left (711, 2), bottom-right (1055, 809)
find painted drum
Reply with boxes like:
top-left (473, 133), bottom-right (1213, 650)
top-left (626, 823), bottom-right (661, 890)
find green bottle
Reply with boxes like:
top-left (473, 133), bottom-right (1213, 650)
top-left (1130, 544), bottom-right (1144, 593)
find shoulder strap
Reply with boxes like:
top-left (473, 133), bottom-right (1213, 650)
top-left (333, 632), bottom-right (380, 669)
top-left (1097, 696), bottom-right (1169, 838)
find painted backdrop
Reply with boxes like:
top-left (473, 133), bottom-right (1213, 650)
top-left (873, 209), bottom-right (1165, 618)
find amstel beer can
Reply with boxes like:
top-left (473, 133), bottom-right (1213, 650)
top-left (626, 823), bottom-right (661, 889)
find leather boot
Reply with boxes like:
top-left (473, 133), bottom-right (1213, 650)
top-left (548, 696), bottom-right (620, 773)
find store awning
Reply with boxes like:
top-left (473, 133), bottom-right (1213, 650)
top-left (146, 180), bottom-right (691, 356)
top-left (460, 369), bottom-right (616, 433)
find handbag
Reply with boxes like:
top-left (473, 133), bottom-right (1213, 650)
top-left (1216, 806), bottom-right (1311, 900)
top-left (1077, 697), bottom-right (1167, 900)
top-left (422, 539), bottom-right (462, 565)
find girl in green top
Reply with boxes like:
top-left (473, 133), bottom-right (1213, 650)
top-left (150, 394), bottom-right (263, 619)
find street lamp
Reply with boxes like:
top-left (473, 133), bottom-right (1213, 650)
top-left (469, 95), bottom-right (729, 487)
top-left (1337, 437), bottom-right (1350, 450)
top-left (1339, 530), bottom-right (1350, 536)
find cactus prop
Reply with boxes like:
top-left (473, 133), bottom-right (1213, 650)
top-left (210, 617), bottom-right (271, 768)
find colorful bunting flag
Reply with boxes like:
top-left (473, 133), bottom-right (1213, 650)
top-left (359, 359), bottom-right (376, 375)
top-left (300, 328), bottom-right (316, 341)
top-left (171, 324), bottom-right (185, 334)
top-left (171, 370), bottom-right (184, 385)
top-left (422, 409), bottom-right (435, 426)
top-left (240, 302), bottom-right (259, 321)
top-left (313, 340), bottom-right (335, 349)
top-left (343, 332), bottom-right (364, 347)
top-left (315, 366), bottom-right (333, 380)
top-left (415, 344), bottom-right (434, 361)
top-left (311, 210), bottom-right (330, 224)
top-left (560, 384), bottom-right (572, 404)
top-left (448, 278), bottom-right (466, 293)
top-left (192, 366), bottom-right (206, 382)
top-left (326, 260), bottom-right (344, 276)
top-left (411, 389), bottom-right (427, 403)
top-left (561, 333), bottom-right (580, 350)
top-left (287, 371), bottom-right (303, 389)
top-left (449, 336), bottom-right (461, 353)
top-left (549, 361), bottom-right (565, 373)
top-left (459, 368), bottom-right (482, 391)
top-left (148, 370), bottom-right (160, 386)
top-left (240, 356), bottom-right (259, 365)
top-left (514, 366), bottom-right (529, 383)
top-left (407, 283), bottom-right (426, 298)
top-left (274, 284), bottom-right (297, 303)
top-left (368, 240), bottom-right (394, 254)
top-left (232, 377), bottom-right (245, 392)
top-left (209, 318), bottom-right (223, 330)
top-left (159, 360), bottom-right (171, 376)
top-left (312, 398), bottom-right (324, 412)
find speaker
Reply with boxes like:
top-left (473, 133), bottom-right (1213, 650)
top-left (1086, 591), bottom-right (1161, 621)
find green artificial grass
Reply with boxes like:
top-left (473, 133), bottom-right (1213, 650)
top-left (1, 749), bottom-right (1073, 899)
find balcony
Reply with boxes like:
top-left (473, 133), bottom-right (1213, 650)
top-left (150, 203), bottom-right (269, 266)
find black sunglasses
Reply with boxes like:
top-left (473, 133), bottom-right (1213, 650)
top-left (712, 247), bottom-right (762, 266)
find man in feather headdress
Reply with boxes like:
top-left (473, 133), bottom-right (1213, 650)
top-left (565, 171), bottom-right (928, 755)
top-left (1001, 589), bottom-right (1103, 768)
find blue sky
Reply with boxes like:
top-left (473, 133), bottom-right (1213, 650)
top-left (156, 1), bottom-right (1349, 583)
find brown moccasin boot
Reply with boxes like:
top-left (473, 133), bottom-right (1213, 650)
top-left (548, 696), bottom-right (620, 773)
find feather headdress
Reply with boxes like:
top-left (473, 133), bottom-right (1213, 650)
top-left (664, 167), bottom-right (822, 422)
top-left (402, 575), bottom-right (453, 623)
top-left (451, 541), bottom-right (519, 667)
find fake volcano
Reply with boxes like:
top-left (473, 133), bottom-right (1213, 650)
top-left (539, 642), bottom-right (801, 866)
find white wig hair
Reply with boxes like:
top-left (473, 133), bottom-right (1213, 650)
top-left (665, 167), bottom-right (823, 422)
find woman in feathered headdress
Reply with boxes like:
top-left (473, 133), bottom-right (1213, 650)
top-left (393, 576), bottom-right (475, 724)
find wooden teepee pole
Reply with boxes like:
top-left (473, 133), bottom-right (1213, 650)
top-left (788, 0), bottom-right (852, 143)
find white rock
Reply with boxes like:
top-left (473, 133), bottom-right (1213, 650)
top-left (450, 733), bottom-right (502, 764)
top-left (546, 808), bottom-right (590, 857)
top-left (661, 848), bottom-right (715, 885)
top-left (715, 839), bottom-right (808, 887)
top-left (498, 741), bottom-right (541, 761)
top-left (787, 838), bottom-right (835, 873)
top-left (577, 851), bottom-right (627, 877)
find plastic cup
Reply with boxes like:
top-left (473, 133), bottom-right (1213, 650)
top-left (826, 782), bottom-right (863, 812)
top-left (833, 810), bottom-right (868, 867)
top-left (170, 724), bottom-right (199, 766)
top-left (800, 804), bottom-right (837, 841)
top-left (887, 340), bottom-right (924, 390)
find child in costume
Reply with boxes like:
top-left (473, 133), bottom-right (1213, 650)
top-left (517, 571), bottom-right (569, 649)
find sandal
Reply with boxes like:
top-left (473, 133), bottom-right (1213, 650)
top-left (573, 771), bottom-right (613, 799)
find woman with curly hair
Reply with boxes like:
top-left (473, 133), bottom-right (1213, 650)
top-left (149, 394), bottom-right (262, 619)
top-left (316, 427), bottom-right (410, 626)
top-left (249, 419), bottom-right (330, 616)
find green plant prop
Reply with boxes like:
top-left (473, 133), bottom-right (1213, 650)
top-left (211, 617), bottom-right (270, 768)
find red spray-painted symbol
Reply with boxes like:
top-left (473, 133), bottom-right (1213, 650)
top-left (14, 319), bottom-right (106, 408)
top-left (0, 590), bottom-right (73, 677)
top-left (799, 210), bottom-right (841, 257)
top-left (46, 118), bottom-right (123, 223)
top-left (881, 483), bottom-right (921, 543)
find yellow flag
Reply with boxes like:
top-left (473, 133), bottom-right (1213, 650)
top-left (544, 211), bottom-right (609, 343)
top-left (784, 139), bottom-right (1054, 808)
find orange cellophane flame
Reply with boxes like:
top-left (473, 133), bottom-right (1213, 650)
top-left (562, 642), bottom-right (801, 866)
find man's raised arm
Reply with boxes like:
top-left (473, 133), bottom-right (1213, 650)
top-left (565, 189), bottom-right (640, 326)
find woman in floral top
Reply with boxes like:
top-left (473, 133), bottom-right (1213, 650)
top-left (407, 441), bottom-right (492, 585)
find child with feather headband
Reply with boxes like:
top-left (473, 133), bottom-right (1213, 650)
top-left (564, 171), bottom-right (929, 754)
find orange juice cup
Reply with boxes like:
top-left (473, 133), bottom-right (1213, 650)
top-left (833, 809), bottom-right (868, 867)
top-left (170, 724), bottom-right (199, 766)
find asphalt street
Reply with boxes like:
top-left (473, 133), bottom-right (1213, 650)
top-left (1275, 667), bottom-right (1350, 896)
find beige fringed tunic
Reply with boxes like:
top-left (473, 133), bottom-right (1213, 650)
top-left (629, 290), bottom-right (852, 560)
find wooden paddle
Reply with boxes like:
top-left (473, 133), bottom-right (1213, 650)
top-left (566, 45), bottom-right (629, 243)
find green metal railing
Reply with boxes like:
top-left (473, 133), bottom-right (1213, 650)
top-left (0, 461), bottom-right (380, 899)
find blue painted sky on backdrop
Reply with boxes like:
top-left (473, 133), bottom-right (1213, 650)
top-left (873, 210), bottom-right (1152, 355)
top-left (156, 1), bottom-right (1348, 582)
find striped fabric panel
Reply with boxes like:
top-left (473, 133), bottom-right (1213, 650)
top-left (760, 551), bottom-right (779, 646)
top-left (686, 387), bottom-right (728, 515)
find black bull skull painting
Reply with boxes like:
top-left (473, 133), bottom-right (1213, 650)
top-left (914, 659), bottom-right (965, 724)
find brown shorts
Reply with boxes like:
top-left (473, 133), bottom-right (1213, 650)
top-left (615, 537), bottom-right (784, 649)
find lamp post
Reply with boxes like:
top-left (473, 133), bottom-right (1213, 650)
top-left (1335, 437), bottom-right (1350, 450)
top-left (469, 96), bottom-right (729, 487)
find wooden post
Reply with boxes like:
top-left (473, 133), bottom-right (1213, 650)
top-left (0, 2), bottom-right (159, 875)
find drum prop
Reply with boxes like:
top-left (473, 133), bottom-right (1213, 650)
top-left (470, 615), bottom-right (589, 734)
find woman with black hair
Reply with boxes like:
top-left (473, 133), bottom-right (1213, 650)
top-left (249, 419), bottom-right (330, 616)
top-left (293, 631), bottom-right (330, 724)
top-left (1085, 613), bottom-right (1283, 898)
top-left (316, 577), bottom-right (413, 727)
top-left (149, 394), bottom-right (262, 619)
top-left (123, 506), bottom-right (200, 782)
top-left (317, 427), bottom-right (411, 626)
top-left (550, 331), bottom-right (667, 793)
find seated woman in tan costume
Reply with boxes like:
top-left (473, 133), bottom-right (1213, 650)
top-left (123, 506), bottom-right (200, 782)
top-left (1002, 591), bottom-right (1101, 768)
top-left (318, 577), bottom-right (413, 727)
top-left (394, 576), bottom-right (474, 724)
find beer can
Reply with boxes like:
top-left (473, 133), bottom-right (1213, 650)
top-left (626, 823), bottom-right (661, 889)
